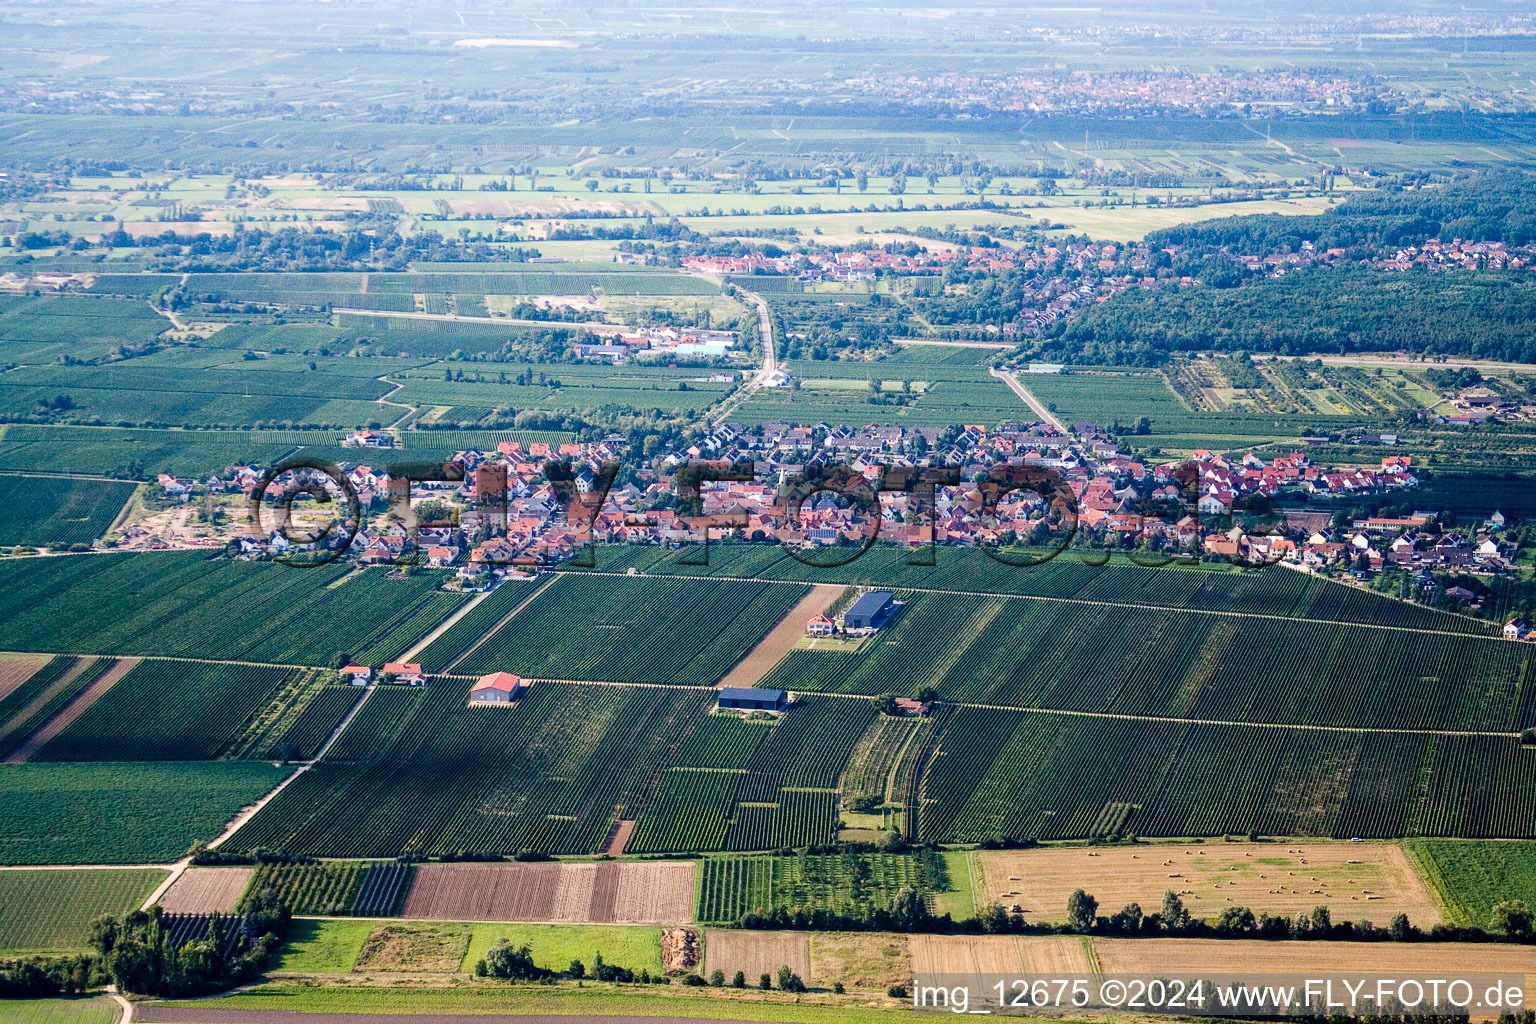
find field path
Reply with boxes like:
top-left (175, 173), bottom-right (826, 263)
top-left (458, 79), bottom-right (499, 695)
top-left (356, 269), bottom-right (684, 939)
top-left (716, 583), bottom-right (843, 690)
top-left (4, 656), bottom-right (140, 763)
top-left (442, 576), bottom-right (553, 672)
top-left (399, 590), bottom-right (489, 663)
top-left (140, 683), bottom-right (375, 910)
top-left (991, 367), bottom-right (1068, 433)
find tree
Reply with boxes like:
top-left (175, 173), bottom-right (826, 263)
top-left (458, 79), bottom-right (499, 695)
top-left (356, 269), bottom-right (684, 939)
top-left (1491, 900), bottom-right (1533, 939)
top-left (1158, 890), bottom-right (1190, 932)
top-left (568, 959), bottom-right (585, 979)
top-left (777, 964), bottom-right (806, 992)
top-left (1309, 905), bottom-right (1332, 936)
top-left (1112, 902), bottom-right (1143, 934)
top-left (1215, 905), bottom-right (1257, 937)
top-left (874, 693), bottom-right (900, 715)
top-left (1388, 912), bottom-right (1413, 942)
top-left (1066, 889), bottom-right (1098, 933)
top-left (856, 170), bottom-right (869, 193)
top-left (890, 885), bottom-right (930, 931)
top-left (759, 972), bottom-right (772, 990)
top-left (979, 902), bottom-right (1012, 934)
top-left (710, 969), bottom-right (725, 986)
top-left (731, 970), bottom-right (746, 988)
top-left (584, 179), bottom-right (599, 192)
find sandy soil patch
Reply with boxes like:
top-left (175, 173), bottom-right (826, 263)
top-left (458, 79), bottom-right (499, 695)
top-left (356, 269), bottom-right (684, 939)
top-left (400, 861), bottom-right (693, 924)
top-left (1098, 938), bottom-right (1536, 1002)
top-left (158, 867), bottom-right (252, 914)
top-left (909, 934), bottom-right (1090, 975)
top-left (354, 923), bottom-right (471, 973)
top-left (703, 929), bottom-right (811, 983)
top-left (0, 654), bottom-right (52, 703)
top-left (717, 584), bottom-right (844, 691)
top-left (976, 842), bottom-right (1442, 926)
top-left (600, 819), bottom-right (635, 855)
top-left (611, 862), bottom-right (695, 924)
top-left (809, 931), bottom-right (911, 991)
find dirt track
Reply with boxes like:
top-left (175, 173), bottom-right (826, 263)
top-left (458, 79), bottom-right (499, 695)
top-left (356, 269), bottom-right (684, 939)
top-left (5, 657), bottom-right (139, 763)
top-left (139, 1013), bottom-right (806, 1024)
top-left (716, 584), bottom-right (843, 691)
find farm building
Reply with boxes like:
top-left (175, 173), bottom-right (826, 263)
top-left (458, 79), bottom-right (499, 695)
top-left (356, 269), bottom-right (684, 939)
top-left (806, 613), bottom-right (836, 637)
top-left (843, 591), bottom-right (895, 631)
top-left (717, 687), bottom-right (788, 712)
top-left (382, 661), bottom-right (426, 685)
top-left (338, 663), bottom-right (372, 685)
top-left (468, 671), bottom-right (524, 704)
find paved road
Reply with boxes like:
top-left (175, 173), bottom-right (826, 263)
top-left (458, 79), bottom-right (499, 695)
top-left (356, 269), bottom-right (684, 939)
top-left (991, 367), bottom-right (1068, 433)
top-left (738, 287), bottom-right (777, 387)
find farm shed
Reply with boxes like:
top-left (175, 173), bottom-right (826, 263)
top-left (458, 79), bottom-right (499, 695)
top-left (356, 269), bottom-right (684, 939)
top-left (843, 591), bottom-right (894, 631)
top-left (717, 687), bottom-right (788, 712)
top-left (468, 671), bottom-right (524, 704)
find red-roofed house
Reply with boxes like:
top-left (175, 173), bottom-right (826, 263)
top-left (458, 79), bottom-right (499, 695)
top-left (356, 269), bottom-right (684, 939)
top-left (469, 672), bottom-right (525, 704)
top-left (806, 614), bottom-right (836, 638)
top-left (382, 661), bottom-right (426, 685)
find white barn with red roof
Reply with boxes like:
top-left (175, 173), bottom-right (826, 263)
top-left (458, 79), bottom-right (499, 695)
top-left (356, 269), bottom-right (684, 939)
top-left (469, 672), bottom-right (525, 704)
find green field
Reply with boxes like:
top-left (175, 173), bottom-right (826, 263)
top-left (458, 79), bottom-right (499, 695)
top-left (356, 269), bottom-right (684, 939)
top-left (0, 475), bottom-right (136, 548)
top-left (159, 983), bottom-right (900, 1024)
top-left (0, 1000), bottom-right (120, 1024)
top-left (462, 923), bottom-right (664, 975)
top-left (0, 868), bottom-right (166, 952)
top-left (0, 554), bottom-right (469, 666)
top-left (33, 660), bottom-right (304, 761)
top-left (696, 851), bottom-right (947, 923)
top-left (1403, 840), bottom-right (1536, 927)
top-left (0, 762), bottom-right (286, 865)
top-left (450, 573), bottom-right (810, 686)
top-left (271, 918), bottom-right (378, 973)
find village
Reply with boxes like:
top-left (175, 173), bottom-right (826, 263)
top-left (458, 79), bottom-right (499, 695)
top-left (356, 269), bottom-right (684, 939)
top-left (112, 410), bottom-right (1525, 632)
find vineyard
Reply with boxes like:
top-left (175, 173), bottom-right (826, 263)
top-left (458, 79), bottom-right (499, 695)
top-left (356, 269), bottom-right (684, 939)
top-left (916, 707), bottom-right (1536, 843)
top-left (0, 656), bottom-right (100, 758)
top-left (759, 590), bottom-right (1531, 730)
top-left (452, 573), bottom-right (810, 687)
top-left (33, 660), bottom-right (302, 761)
top-left (0, 474), bottom-right (137, 548)
top-left (1403, 840), bottom-right (1536, 926)
top-left (0, 762), bottom-right (286, 865)
top-left (0, 554), bottom-right (470, 666)
top-left (695, 851), bottom-right (949, 922)
top-left (623, 695), bottom-right (873, 855)
top-left (266, 687), bottom-right (362, 760)
top-left (230, 682), bottom-right (720, 857)
top-left (571, 542), bottom-right (1488, 634)
top-left (0, 868), bottom-right (167, 951)
top-left (240, 861), bottom-right (409, 916)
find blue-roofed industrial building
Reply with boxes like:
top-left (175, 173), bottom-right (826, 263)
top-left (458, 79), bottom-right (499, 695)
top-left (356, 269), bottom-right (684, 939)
top-left (843, 590), bottom-right (895, 631)
top-left (717, 686), bottom-right (789, 711)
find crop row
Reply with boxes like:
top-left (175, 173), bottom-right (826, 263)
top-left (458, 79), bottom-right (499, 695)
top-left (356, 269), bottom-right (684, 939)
top-left (761, 591), bottom-right (1527, 731)
top-left (916, 707), bottom-right (1536, 842)
top-left (36, 660), bottom-right (299, 761)
top-left (453, 573), bottom-right (809, 687)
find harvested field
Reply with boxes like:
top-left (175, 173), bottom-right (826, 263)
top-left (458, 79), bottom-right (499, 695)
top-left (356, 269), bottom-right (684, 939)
top-left (716, 584), bottom-right (844, 691)
top-left (5, 657), bottom-right (139, 764)
top-left (157, 867), bottom-right (252, 914)
top-left (611, 862), bottom-right (695, 924)
top-left (400, 861), bottom-right (694, 924)
top-left (809, 932), bottom-right (911, 992)
top-left (354, 923), bottom-right (471, 973)
top-left (0, 654), bottom-right (51, 703)
top-left (702, 929), bottom-right (811, 983)
top-left (976, 842), bottom-right (1442, 926)
top-left (909, 934), bottom-right (1091, 975)
top-left (1097, 938), bottom-right (1536, 1002)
